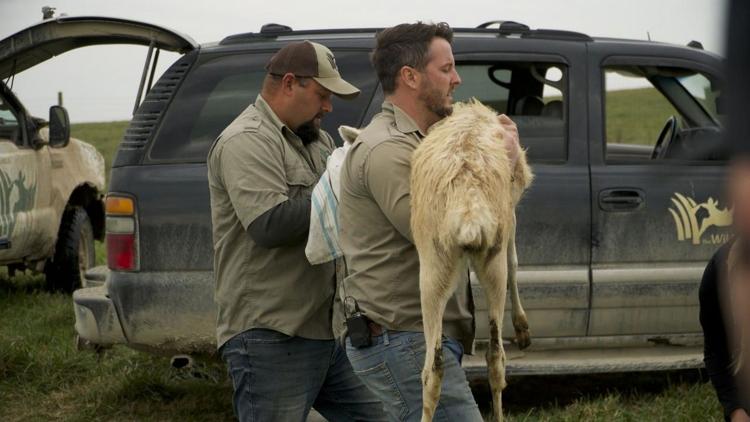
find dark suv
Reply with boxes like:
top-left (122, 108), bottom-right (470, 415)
top-left (9, 17), bottom-right (726, 375)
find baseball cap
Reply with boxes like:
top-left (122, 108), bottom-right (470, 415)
top-left (265, 40), bottom-right (360, 99)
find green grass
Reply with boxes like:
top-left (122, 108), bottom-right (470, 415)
top-left (605, 87), bottom-right (680, 146)
top-left (496, 372), bottom-right (722, 421)
top-left (0, 269), bottom-right (725, 421)
top-left (0, 268), bottom-right (724, 420)
top-left (0, 272), bottom-right (234, 421)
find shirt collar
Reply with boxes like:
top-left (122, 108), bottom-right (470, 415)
top-left (382, 101), bottom-right (426, 138)
top-left (254, 94), bottom-right (295, 138)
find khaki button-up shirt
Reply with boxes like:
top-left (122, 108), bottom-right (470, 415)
top-left (207, 95), bottom-right (336, 348)
top-left (339, 101), bottom-right (475, 351)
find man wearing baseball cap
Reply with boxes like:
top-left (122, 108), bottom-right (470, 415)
top-left (207, 41), bottom-right (383, 421)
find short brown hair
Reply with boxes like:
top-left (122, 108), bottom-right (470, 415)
top-left (371, 22), bottom-right (453, 94)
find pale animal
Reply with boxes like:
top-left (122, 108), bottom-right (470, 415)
top-left (409, 99), bottom-right (534, 421)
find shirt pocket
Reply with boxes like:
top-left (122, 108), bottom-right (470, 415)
top-left (285, 164), bottom-right (317, 198)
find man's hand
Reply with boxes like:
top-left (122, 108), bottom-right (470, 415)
top-left (498, 114), bottom-right (521, 167)
top-left (731, 408), bottom-right (750, 422)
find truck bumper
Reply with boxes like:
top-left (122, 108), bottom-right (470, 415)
top-left (73, 266), bottom-right (217, 355)
top-left (73, 284), bottom-right (127, 347)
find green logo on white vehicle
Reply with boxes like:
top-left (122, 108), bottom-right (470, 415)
top-left (0, 168), bottom-right (37, 238)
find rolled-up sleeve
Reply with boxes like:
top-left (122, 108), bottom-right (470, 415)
top-left (363, 141), bottom-right (414, 243)
top-left (217, 132), bottom-right (288, 230)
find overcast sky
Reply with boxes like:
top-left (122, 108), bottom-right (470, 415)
top-left (1, 0), bottom-right (728, 123)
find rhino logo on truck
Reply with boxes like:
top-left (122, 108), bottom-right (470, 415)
top-left (0, 168), bottom-right (37, 238)
top-left (669, 193), bottom-right (732, 245)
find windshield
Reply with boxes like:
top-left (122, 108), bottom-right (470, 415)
top-left (677, 73), bottom-right (723, 124)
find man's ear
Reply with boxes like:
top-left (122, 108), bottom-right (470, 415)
top-left (281, 73), bottom-right (296, 96)
top-left (398, 66), bottom-right (420, 90)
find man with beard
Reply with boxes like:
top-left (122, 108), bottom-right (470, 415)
top-left (207, 41), bottom-right (384, 421)
top-left (339, 22), bottom-right (520, 420)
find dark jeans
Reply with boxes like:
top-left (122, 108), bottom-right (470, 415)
top-left (221, 328), bottom-right (385, 422)
top-left (345, 329), bottom-right (482, 422)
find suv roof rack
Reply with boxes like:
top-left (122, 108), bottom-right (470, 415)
top-left (524, 28), bottom-right (592, 41)
top-left (475, 20), bottom-right (592, 41)
top-left (476, 20), bottom-right (530, 34)
top-left (260, 23), bottom-right (293, 34)
top-left (220, 25), bottom-right (378, 45)
top-left (220, 22), bottom-right (593, 46)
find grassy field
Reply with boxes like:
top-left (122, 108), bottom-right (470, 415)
top-left (605, 87), bottom-right (680, 146)
top-left (0, 271), bottom-right (724, 421)
top-left (0, 92), bottom-right (726, 421)
top-left (0, 272), bottom-right (233, 421)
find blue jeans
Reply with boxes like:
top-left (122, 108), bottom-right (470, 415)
top-left (345, 330), bottom-right (482, 422)
top-left (221, 328), bottom-right (385, 422)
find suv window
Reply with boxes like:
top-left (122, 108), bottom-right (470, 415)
top-left (604, 65), bottom-right (724, 162)
top-left (0, 95), bottom-right (22, 145)
top-left (452, 62), bottom-right (567, 163)
top-left (148, 50), bottom-right (377, 162)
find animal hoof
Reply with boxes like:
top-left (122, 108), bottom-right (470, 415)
top-left (515, 329), bottom-right (531, 350)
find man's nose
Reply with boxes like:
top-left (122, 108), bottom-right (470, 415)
top-left (322, 97), bottom-right (333, 113)
top-left (452, 69), bottom-right (462, 86)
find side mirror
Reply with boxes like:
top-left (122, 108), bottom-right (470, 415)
top-left (49, 105), bottom-right (70, 148)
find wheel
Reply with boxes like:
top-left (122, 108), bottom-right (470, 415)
top-left (45, 206), bottom-right (95, 292)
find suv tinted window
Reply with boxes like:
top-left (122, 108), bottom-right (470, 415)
top-left (604, 65), bottom-right (724, 162)
top-left (148, 50), bottom-right (377, 162)
top-left (363, 61), bottom-right (568, 163)
top-left (452, 62), bottom-right (567, 163)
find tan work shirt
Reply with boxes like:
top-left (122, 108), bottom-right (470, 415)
top-left (207, 95), bottom-right (336, 348)
top-left (339, 101), bottom-right (475, 351)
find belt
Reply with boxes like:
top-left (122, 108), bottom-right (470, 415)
top-left (368, 321), bottom-right (384, 336)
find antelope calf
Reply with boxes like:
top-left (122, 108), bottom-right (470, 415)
top-left (410, 99), bottom-right (534, 421)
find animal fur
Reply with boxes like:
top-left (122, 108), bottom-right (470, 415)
top-left (410, 99), bottom-right (533, 422)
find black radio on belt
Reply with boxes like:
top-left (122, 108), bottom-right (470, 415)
top-left (345, 297), bottom-right (371, 348)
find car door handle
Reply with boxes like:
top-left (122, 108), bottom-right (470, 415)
top-left (601, 196), bottom-right (642, 204)
top-left (599, 189), bottom-right (645, 211)
top-left (0, 237), bottom-right (10, 250)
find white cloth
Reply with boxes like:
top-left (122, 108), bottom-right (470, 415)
top-left (305, 143), bottom-right (350, 264)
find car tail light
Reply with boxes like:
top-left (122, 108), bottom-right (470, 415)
top-left (105, 195), bottom-right (138, 271)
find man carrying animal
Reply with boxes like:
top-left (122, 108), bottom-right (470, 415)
top-left (339, 22), bottom-right (521, 421)
top-left (207, 41), bottom-right (384, 422)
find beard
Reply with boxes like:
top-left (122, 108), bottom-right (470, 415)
top-left (419, 79), bottom-right (453, 119)
top-left (294, 117), bottom-right (321, 145)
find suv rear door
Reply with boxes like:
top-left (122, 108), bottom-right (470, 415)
top-left (0, 16), bottom-right (195, 80)
top-left (587, 44), bottom-right (727, 336)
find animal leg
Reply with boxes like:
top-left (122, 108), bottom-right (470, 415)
top-left (475, 248), bottom-right (509, 422)
top-left (419, 244), bottom-right (461, 422)
top-left (507, 213), bottom-right (530, 349)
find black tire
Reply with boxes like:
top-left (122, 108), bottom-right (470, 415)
top-left (45, 207), bottom-right (95, 292)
